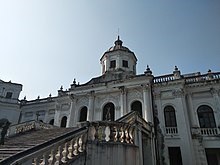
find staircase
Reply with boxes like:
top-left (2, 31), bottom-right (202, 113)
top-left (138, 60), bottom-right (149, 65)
top-left (0, 127), bottom-right (74, 162)
top-left (0, 121), bottom-right (87, 165)
top-left (0, 113), bottom-right (154, 165)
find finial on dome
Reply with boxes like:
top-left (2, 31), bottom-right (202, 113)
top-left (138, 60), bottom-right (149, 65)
top-left (114, 35), bottom-right (123, 46)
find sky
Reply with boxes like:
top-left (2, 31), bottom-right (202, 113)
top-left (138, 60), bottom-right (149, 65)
top-left (0, 0), bottom-right (220, 100)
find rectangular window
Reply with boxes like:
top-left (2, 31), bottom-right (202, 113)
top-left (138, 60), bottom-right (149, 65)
top-left (110, 60), bottom-right (116, 68)
top-left (122, 60), bottom-right (128, 67)
top-left (5, 92), bottom-right (13, 99)
top-left (168, 147), bottom-right (183, 165)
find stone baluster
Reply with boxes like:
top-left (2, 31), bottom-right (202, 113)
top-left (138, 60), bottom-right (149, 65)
top-left (96, 126), bottom-right (102, 141)
top-left (105, 126), bottom-right (111, 142)
top-left (78, 135), bottom-right (84, 152)
top-left (89, 126), bottom-right (96, 141)
top-left (94, 125), bottom-right (99, 141)
top-left (129, 127), bottom-right (134, 144)
top-left (39, 153), bottom-right (49, 165)
top-left (48, 149), bottom-right (54, 165)
top-left (55, 146), bottom-right (61, 165)
top-left (32, 157), bottom-right (40, 165)
top-left (73, 138), bottom-right (79, 155)
top-left (67, 139), bottom-right (74, 159)
top-left (120, 125), bottom-right (125, 143)
top-left (114, 126), bottom-right (118, 142)
top-left (61, 143), bottom-right (68, 163)
top-left (109, 124), bottom-right (114, 142)
top-left (125, 126), bottom-right (130, 143)
top-left (101, 125), bottom-right (106, 141)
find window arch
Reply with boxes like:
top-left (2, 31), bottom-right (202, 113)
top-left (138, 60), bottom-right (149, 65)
top-left (79, 106), bottom-right (88, 122)
top-left (49, 119), bottom-right (54, 125)
top-left (60, 116), bottom-right (67, 128)
top-left (197, 105), bottom-right (216, 128)
top-left (164, 106), bottom-right (177, 127)
top-left (103, 102), bottom-right (115, 121)
top-left (131, 101), bottom-right (143, 117)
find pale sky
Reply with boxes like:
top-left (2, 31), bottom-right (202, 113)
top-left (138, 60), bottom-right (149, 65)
top-left (0, 0), bottom-right (220, 100)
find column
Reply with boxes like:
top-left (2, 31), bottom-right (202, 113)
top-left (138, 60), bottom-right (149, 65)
top-left (143, 84), bottom-right (153, 123)
top-left (173, 89), bottom-right (196, 165)
top-left (119, 86), bottom-right (126, 116)
top-left (68, 95), bottom-right (77, 127)
top-left (210, 88), bottom-right (220, 127)
top-left (186, 93), bottom-right (198, 127)
top-left (54, 102), bottom-right (61, 127)
top-left (87, 91), bottom-right (95, 121)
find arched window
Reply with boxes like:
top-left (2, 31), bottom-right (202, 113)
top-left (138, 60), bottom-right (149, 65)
top-left (197, 105), bottom-right (216, 128)
top-left (103, 102), bottom-right (115, 121)
top-left (131, 101), bottom-right (143, 117)
top-left (60, 116), bottom-right (67, 128)
top-left (79, 106), bottom-right (88, 122)
top-left (164, 106), bottom-right (177, 127)
top-left (49, 119), bottom-right (54, 125)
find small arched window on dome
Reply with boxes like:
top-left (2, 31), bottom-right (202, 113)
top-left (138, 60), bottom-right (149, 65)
top-left (197, 105), bottom-right (216, 128)
top-left (122, 60), bottom-right (128, 68)
top-left (110, 60), bottom-right (116, 68)
top-left (60, 116), bottom-right (67, 128)
top-left (164, 106), bottom-right (177, 127)
top-left (79, 106), bottom-right (88, 122)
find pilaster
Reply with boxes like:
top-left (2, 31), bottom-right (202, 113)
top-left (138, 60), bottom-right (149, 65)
top-left (142, 84), bottom-right (153, 123)
top-left (87, 91), bottom-right (95, 121)
top-left (119, 86), bottom-right (127, 116)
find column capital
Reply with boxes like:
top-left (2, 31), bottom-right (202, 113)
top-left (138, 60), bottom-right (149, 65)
top-left (210, 87), bottom-right (218, 96)
top-left (172, 88), bottom-right (185, 97)
top-left (118, 86), bottom-right (126, 94)
top-left (89, 90), bottom-right (95, 97)
top-left (141, 83), bottom-right (150, 91)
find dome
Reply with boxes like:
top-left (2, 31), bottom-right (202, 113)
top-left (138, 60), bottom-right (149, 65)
top-left (100, 36), bottom-right (138, 76)
top-left (106, 36), bottom-right (133, 53)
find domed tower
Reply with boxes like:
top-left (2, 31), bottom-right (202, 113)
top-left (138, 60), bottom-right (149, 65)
top-left (100, 36), bottom-right (137, 79)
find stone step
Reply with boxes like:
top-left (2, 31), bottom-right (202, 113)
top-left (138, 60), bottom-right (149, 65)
top-left (0, 127), bottom-right (77, 163)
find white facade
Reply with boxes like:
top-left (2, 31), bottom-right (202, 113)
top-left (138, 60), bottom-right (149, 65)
top-left (0, 80), bottom-right (22, 124)
top-left (1, 37), bottom-right (220, 165)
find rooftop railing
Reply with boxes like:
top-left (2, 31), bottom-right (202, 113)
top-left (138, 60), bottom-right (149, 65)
top-left (153, 74), bottom-right (175, 83)
top-left (153, 72), bottom-right (220, 84)
top-left (185, 72), bottom-right (220, 84)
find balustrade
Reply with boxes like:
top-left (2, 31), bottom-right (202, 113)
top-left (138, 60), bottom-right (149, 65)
top-left (88, 121), bottom-right (135, 144)
top-left (7, 120), bottom-right (54, 137)
top-left (200, 128), bottom-right (218, 136)
top-left (165, 127), bottom-right (178, 135)
top-left (153, 72), bottom-right (220, 84)
top-left (154, 74), bottom-right (175, 83)
top-left (191, 127), bottom-right (219, 136)
top-left (4, 121), bottom-right (137, 164)
top-left (31, 133), bottom-right (87, 165)
top-left (185, 72), bottom-right (220, 84)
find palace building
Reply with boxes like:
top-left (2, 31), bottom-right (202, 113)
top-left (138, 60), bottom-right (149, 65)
top-left (0, 36), bottom-right (220, 165)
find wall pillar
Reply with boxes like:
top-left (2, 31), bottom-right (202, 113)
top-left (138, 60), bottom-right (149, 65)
top-left (186, 93), bottom-right (198, 127)
top-left (173, 89), bottom-right (196, 165)
top-left (87, 91), bottom-right (95, 121)
top-left (119, 87), bottom-right (126, 116)
top-left (143, 84), bottom-right (153, 123)
top-left (68, 95), bottom-right (76, 127)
